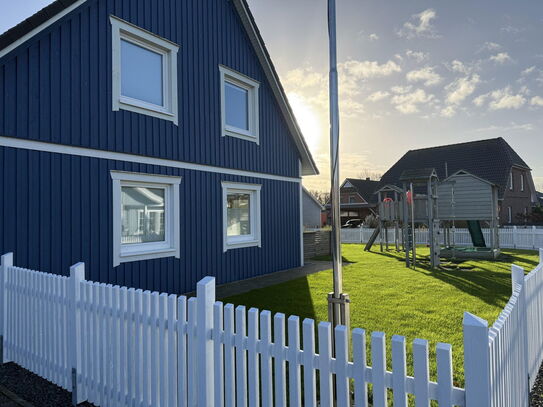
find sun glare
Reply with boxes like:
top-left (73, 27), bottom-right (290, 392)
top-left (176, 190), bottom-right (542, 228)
top-left (288, 92), bottom-right (323, 154)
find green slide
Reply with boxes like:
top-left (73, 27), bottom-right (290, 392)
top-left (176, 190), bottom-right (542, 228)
top-left (364, 223), bottom-right (381, 251)
top-left (467, 220), bottom-right (486, 248)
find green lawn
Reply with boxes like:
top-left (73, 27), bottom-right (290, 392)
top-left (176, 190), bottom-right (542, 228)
top-left (224, 245), bottom-right (541, 387)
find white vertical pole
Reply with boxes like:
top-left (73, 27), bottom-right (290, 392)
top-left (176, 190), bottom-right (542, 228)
top-left (69, 262), bottom-right (86, 405)
top-left (0, 253), bottom-right (13, 364)
top-left (197, 277), bottom-right (215, 407)
top-left (540, 248), bottom-right (543, 264)
top-left (463, 312), bottom-right (491, 407)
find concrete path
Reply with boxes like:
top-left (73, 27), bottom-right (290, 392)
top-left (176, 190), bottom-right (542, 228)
top-left (214, 260), bottom-right (332, 299)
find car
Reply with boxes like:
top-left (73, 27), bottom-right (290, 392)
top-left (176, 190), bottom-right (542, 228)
top-left (342, 219), bottom-right (363, 228)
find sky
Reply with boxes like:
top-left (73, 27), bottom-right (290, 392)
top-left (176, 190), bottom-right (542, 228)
top-left (1, 1), bottom-right (542, 192)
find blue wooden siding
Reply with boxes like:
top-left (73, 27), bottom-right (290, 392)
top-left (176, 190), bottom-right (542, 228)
top-left (0, 146), bottom-right (301, 294)
top-left (0, 0), bottom-right (300, 178)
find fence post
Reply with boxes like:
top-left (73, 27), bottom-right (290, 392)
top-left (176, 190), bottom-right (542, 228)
top-left (197, 276), bottom-right (215, 407)
top-left (513, 226), bottom-right (518, 249)
top-left (463, 312), bottom-right (491, 407)
top-left (0, 253), bottom-right (13, 364)
top-left (69, 262), bottom-right (85, 405)
top-left (512, 264), bottom-right (530, 402)
top-left (540, 248), bottom-right (543, 264)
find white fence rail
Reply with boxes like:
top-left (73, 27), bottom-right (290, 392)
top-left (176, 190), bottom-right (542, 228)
top-left (342, 226), bottom-right (543, 249)
top-left (1, 250), bottom-right (543, 406)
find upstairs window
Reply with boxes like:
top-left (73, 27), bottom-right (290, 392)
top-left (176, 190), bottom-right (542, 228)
top-left (110, 16), bottom-right (179, 124)
top-left (222, 182), bottom-right (261, 251)
top-left (509, 172), bottom-right (514, 190)
top-left (521, 173), bottom-right (525, 191)
top-left (220, 66), bottom-right (260, 143)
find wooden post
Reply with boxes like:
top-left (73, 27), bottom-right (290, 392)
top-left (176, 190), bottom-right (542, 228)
top-left (69, 262), bottom-right (86, 405)
top-left (512, 264), bottom-right (525, 293)
top-left (463, 312), bottom-right (491, 407)
top-left (0, 253), bottom-right (13, 364)
top-left (540, 248), bottom-right (543, 264)
top-left (197, 276), bottom-right (215, 407)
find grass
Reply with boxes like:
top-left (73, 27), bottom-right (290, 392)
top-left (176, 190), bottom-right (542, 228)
top-left (224, 245), bottom-right (540, 387)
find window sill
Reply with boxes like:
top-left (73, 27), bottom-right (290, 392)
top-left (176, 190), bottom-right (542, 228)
top-left (223, 127), bottom-right (259, 144)
top-left (116, 247), bottom-right (179, 265)
top-left (116, 96), bottom-right (177, 125)
top-left (224, 239), bottom-right (261, 252)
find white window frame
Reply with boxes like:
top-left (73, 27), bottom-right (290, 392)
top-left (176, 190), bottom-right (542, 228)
top-left (521, 173), bottom-right (525, 192)
top-left (110, 16), bottom-right (179, 125)
top-left (507, 206), bottom-right (512, 224)
top-left (111, 171), bottom-right (181, 266)
top-left (222, 181), bottom-right (262, 251)
top-left (509, 172), bottom-right (514, 190)
top-left (219, 65), bottom-right (260, 144)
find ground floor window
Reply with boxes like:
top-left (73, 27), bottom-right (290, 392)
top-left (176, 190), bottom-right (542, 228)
top-left (111, 171), bottom-right (181, 266)
top-left (507, 206), bottom-right (512, 224)
top-left (222, 181), bottom-right (261, 251)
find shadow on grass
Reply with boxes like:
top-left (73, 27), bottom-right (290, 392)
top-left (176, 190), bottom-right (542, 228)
top-left (223, 275), bottom-right (318, 322)
top-left (372, 250), bottom-right (512, 307)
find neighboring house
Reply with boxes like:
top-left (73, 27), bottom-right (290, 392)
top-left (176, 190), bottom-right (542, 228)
top-left (326, 178), bottom-right (380, 224)
top-left (0, 0), bottom-right (318, 294)
top-left (379, 137), bottom-right (537, 226)
top-left (302, 187), bottom-right (324, 228)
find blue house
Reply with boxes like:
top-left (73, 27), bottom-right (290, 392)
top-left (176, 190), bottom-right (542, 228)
top-left (0, 0), bottom-right (318, 294)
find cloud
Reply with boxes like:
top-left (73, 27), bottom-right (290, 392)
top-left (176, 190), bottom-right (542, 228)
top-left (398, 9), bottom-right (440, 39)
top-left (340, 60), bottom-right (401, 79)
top-left (406, 66), bottom-right (442, 86)
top-left (391, 85), bottom-right (413, 94)
top-left (391, 88), bottom-right (434, 114)
top-left (445, 74), bottom-right (481, 105)
top-left (522, 66), bottom-right (536, 76)
top-left (368, 33), bottom-right (379, 41)
top-left (473, 122), bottom-right (534, 132)
top-left (283, 68), bottom-right (324, 89)
top-left (490, 52), bottom-right (513, 64)
top-left (405, 49), bottom-right (429, 63)
top-left (440, 105), bottom-right (456, 118)
top-left (531, 96), bottom-right (543, 106)
top-left (479, 42), bottom-right (502, 52)
top-left (448, 60), bottom-right (471, 74)
top-left (480, 86), bottom-right (526, 110)
top-left (367, 91), bottom-right (390, 102)
top-left (501, 25), bottom-right (523, 34)
top-left (473, 94), bottom-right (488, 107)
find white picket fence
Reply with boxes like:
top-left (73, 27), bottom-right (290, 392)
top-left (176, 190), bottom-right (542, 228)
top-left (342, 226), bottom-right (543, 250)
top-left (1, 250), bottom-right (543, 406)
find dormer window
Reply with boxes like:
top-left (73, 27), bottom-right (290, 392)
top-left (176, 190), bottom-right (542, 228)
top-left (110, 16), bottom-right (179, 124)
top-left (220, 66), bottom-right (260, 143)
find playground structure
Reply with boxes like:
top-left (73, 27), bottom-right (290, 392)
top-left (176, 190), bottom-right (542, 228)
top-left (365, 168), bottom-right (500, 269)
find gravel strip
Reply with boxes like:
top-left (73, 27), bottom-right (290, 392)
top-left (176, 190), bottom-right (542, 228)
top-left (531, 362), bottom-right (543, 406)
top-left (0, 363), bottom-right (94, 407)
